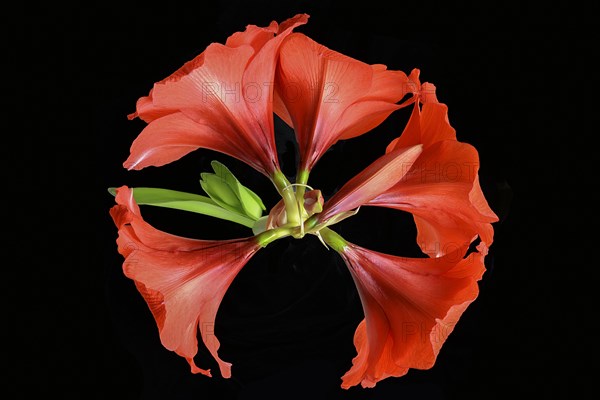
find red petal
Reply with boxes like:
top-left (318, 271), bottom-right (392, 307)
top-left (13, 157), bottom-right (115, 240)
top-left (385, 101), bottom-right (422, 152)
top-left (375, 102), bottom-right (498, 256)
top-left (469, 175), bottom-right (497, 255)
top-left (132, 14), bottom-right (308, 123)
top-left (123, 112), bottom-right (261, 172)
top-left (126, 15), bottom-right (308, 177)
top-left (126, 88), bottom-right (178, 122)
top-left (335, 101), bottom-right (401, 141)
top-left (129, 52), bottom-right (208, 123)
top-left (275, 33), bottom-right (411, 171)
top-left (338, 243), bottom-right (485, 388)
top-left (225, 21), bottom-right (278, 50)
top-left (109, 186), bottom-right (260, 378)
top-left (151, 44), bottom-right (277, 175)
top-left (387, 102), bottom-right (456, 151)
top-left (319, 145), bottom-right (423, 222)
top-left (337, 66), bottom-right (410, 140)
top-left (371, 140), bottom-right (497, 256)
top-left (240, 15), bottom-right (309, 168)
top-left (404, 68), bottom-right (438, 105)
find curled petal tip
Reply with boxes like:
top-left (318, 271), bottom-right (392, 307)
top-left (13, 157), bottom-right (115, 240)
top-left (188, 359), bottom-right (212, 377)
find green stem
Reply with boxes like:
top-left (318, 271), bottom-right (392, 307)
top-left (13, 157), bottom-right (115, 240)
top-left (319, 227), bottom-right (348, 252)
top-left (273, 170), bottom-right (300, 226)
top-left (255, 226), bottom-right (294, 247)
top-left (294, 169), bottom-right (310, 207)
top-left (303, 214), bottom-right (319, 232)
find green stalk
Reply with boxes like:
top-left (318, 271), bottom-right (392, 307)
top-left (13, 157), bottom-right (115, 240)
top-left (255, 226), bottom-right (294, 247)
top-left (272, 170), bottom-right (301, 226)
top-left (319, 227), bottom-right (348, 252)
top-left (303, 214), bottom-right (319, 232)
top-left (294, 169), bottom-right (310, 210)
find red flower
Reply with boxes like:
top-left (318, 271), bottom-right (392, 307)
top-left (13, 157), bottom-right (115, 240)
top-left (110, 186), bottom-right (261, 377)
top-left (273, 33), bottom-right (413, 174)
top-left (371, 101), bottom-right (498, 256)
top-left (124, 14), bottom-right (308, 177)
top-left (336, 241), bottom-right (485, 388)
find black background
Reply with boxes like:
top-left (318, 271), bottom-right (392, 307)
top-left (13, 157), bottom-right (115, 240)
top-left (12, 1), bottom-right (590, 399)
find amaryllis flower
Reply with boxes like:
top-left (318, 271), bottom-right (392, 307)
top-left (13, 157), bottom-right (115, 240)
top-left (110, 13), bottom-right (498, 392)
top-left (125, 14), bottom-right (308, 178)
top-left (321, 229), bottom-right (485, 388)
top-left (371, 101), bottom-right (498, 256)
top-left (273, 32), bottom-right (414, 176)
top-left (110, 186), bottom-right (262, 377)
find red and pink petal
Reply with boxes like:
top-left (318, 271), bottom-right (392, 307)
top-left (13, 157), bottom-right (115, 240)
top-left (372, 101), bottom-right (498, 256)
top-left (123, 112), bottom-right (245, 171)
top-left (338, 243), bottom-right (485, 388)
top-left (318, 144), bottom-right (423, 223)
top-left (403, 68), bottom-right (439, 105)
top-left (110, 186), bottom-right (260, 378)
top-left (387, 101), bottom-right (456, 152)
top-left (275, 33), bottom-right (412, 171)
top-left (125, 15), bottom-right (308, 177)
top-left (371, 140), bottom-right (497, 256)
